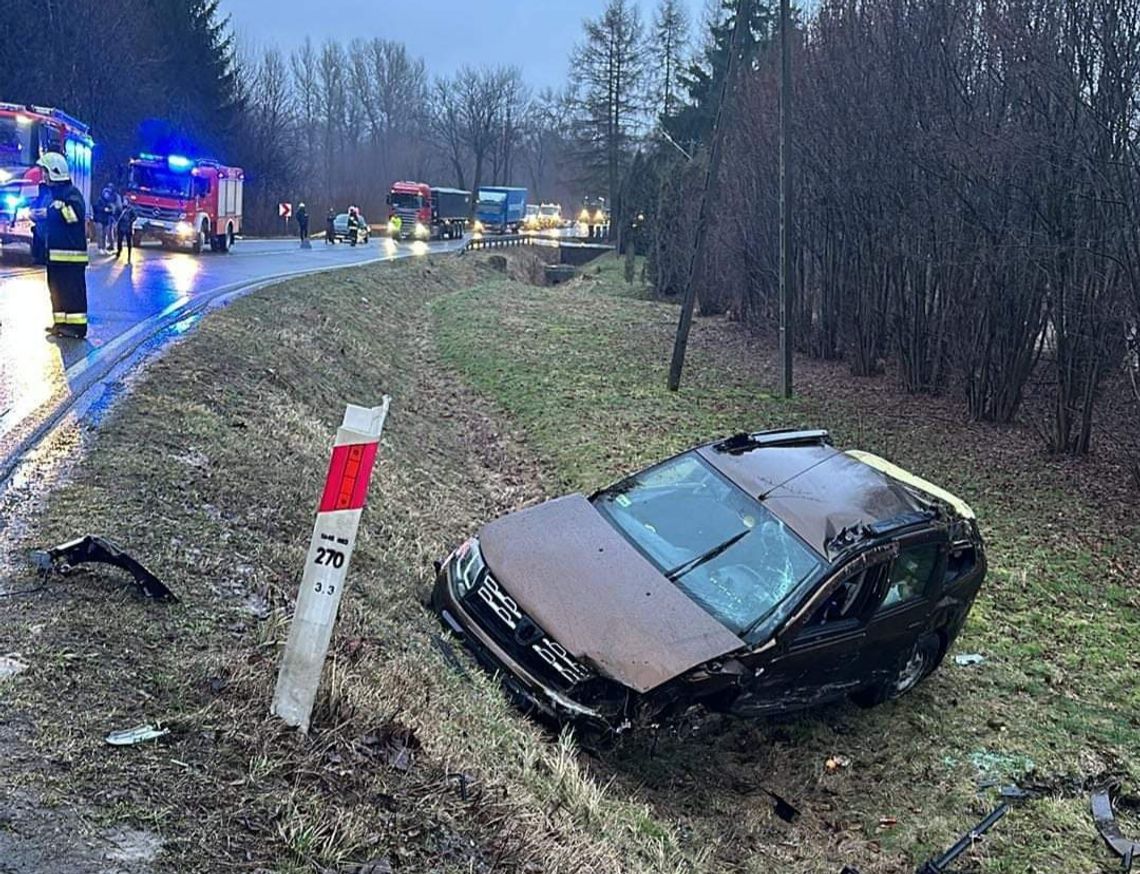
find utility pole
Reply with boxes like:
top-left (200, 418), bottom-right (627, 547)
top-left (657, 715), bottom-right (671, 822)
top-left (668, 0), bottom-right (752, 392)
top-left (778, 0), bottom-right (794, 398)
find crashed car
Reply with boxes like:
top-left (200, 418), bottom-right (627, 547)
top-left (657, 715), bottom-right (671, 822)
top-left (433, 429), bottom-right (985, 732)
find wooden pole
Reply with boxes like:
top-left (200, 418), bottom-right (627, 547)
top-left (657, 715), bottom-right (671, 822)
top-left (667, 0), bottom-right (752, 392)
top-left (779, 0), bottom-right (795, 398)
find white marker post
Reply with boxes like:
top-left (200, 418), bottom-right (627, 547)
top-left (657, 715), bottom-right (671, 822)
top-left (272, 399), bottom-right (390, 732)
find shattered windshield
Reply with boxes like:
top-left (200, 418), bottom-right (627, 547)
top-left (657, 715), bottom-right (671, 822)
top-left (593, 452), bottom-right (822, 639)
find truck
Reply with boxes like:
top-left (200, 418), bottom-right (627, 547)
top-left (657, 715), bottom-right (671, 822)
top-left (125, 153), bottom-right (243, 253)
top-left (474, 187), bottom-right (527, 235)
top-left (0, 103), bottom-right (94, 258)
top-left (386, 181), bottom-right (470, 241)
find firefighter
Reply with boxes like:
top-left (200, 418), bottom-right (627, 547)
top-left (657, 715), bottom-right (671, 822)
top-left (325, 208), bottom-right (336, 245)
top-left (347, 206), bottom-right (360, 247)
top-left (36, 153), bottom-right (89, 339)
top-left (389, 213), bottom-right (403, 240)
top-left (296, 202), bottom-right (310, 247)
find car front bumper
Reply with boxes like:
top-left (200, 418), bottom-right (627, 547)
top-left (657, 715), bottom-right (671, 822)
top-left (431, 562), bottom-right (616, 730)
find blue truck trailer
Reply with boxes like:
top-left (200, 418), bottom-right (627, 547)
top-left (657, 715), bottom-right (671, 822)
top-left (474, 186), bottom-right (527, 234)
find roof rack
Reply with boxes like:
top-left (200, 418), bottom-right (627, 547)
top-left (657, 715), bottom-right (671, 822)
top-left (713, 428), bottom-right (832, 455)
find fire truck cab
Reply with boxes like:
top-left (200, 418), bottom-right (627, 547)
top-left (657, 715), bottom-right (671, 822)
top-left (126, 154), bottom-right (243, 254)
top-left (0, 103), bottom-right (94, 257)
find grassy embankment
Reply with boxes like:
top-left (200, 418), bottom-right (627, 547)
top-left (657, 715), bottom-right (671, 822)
top-left (0, 253), bottom-right (698, 873)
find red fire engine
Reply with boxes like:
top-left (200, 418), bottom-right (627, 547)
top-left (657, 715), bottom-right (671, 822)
top-left (0, 103), bottom-right (94, 256)
top-left (125, 154), bottom-right (243, 253)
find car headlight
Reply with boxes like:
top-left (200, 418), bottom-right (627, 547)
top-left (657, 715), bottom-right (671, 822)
top-left (473, 220), bottom-right (484, 232)
top-left (450, 537), bottom-right (484, 598)
top-left (414, 222), bottom-right (428, 238)
top-left (175, 221), bottom-right (194, 236)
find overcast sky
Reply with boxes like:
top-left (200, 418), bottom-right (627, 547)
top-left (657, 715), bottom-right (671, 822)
top-left (221, 0), bottom-right (710, 90)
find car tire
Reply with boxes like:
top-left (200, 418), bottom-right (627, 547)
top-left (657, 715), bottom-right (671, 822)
top-left (851, 632), bottom-right (943, 708)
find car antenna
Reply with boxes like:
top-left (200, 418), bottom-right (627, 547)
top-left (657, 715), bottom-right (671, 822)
top-left (758, 452), bottom-right (839, 501)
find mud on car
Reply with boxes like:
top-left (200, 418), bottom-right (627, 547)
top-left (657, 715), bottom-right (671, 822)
top-left (433, 429), bottom-right (986, 732)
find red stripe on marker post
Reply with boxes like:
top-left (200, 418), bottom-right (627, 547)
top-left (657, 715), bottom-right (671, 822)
top-left (318, 442), bottom-right (379, 512)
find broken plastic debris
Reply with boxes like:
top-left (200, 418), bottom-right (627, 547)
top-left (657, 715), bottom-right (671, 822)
top-left (954, 653), bottom-right (985, 666)
top-left (32, 535), bottom-right (177, 601)
top-left (764, 788), bottom-right (800, 823)
top-left (1091, 787), bottom-right (1140, 870)
top-left (826, 755), bottom-right (852, 773)
top-left (105, 724), bottom-right (170, 746)
top-left (0, 654), bottom-right (28, 680)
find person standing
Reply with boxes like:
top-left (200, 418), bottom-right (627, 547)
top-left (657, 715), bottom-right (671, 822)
top-left (296, 202), bottom-right (310, 247)
top-left (347, 206), bottom-right (360, 246)
top-left (325, 208), bottom-right (336, 245)
top-left (116, 199), bottom-right (137, 263)
top-left (93, 184), bottom-right (115, 252)
top-left (36, 153), bottom-right (89, 339)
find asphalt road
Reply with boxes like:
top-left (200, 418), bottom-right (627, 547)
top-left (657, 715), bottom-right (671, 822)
top-left (0, 235), bottom-right (459, 469)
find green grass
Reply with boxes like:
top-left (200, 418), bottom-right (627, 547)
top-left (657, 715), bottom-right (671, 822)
top-left (431, 261), bottom-right (1140, 872)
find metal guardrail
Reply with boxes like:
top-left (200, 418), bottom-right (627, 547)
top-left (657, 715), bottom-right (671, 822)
top-left (461, 233), bottom-right (615, 255)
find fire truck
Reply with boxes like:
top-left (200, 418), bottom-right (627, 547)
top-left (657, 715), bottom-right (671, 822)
top-left (0, 103), bottom-right (94, 257)
top-left (386, 181), bottom-right (469, 241)
top-left (125, 154), bottom-right (243, 253)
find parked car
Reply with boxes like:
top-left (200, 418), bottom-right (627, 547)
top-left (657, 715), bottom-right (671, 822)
top-left (332, 211), bottom-right (369, 243)
top-left (434, 429), bottom-right (985, 733)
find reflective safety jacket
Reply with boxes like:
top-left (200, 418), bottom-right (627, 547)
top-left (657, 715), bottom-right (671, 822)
top-left (41, 183), bottom-right (88, 256)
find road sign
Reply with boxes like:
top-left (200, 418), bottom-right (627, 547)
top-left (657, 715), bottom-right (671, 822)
top-left (279, 202), bottom-right (292, 219)
top-left (272, 399), bottom-right (390, 732)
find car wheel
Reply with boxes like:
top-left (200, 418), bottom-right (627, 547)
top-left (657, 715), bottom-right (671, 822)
top-left (894, 635), bottom-right (939, 695)
top-left (853, 633), bottom-right (942, 708)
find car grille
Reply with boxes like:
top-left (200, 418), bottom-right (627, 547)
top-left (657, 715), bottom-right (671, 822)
top-left (141, 205), bottom-right (182, 223)
top-left (461, 571), bottom-right (592, 692)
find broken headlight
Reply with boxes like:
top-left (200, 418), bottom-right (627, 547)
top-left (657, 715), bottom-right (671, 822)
top-left (451, 537), bottom-right (485, 598)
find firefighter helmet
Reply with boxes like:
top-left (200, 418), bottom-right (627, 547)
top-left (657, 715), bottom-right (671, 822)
top-left (36, 152), bottom-right (71, 184)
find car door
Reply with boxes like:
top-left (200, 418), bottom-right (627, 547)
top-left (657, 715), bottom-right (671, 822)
top-left (732, 560), bottom-right (891, 716)
top-left (859, 535), bottom-right (946, 688)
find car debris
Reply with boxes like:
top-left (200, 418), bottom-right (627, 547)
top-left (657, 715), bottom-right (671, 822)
top-left (105, 724), bottom-right (170, 746)
top-left (953, 653), bottom-right (985, 666)
top-left (0, 654), bottom-right (28, 681)
top-left (826, 754), bottom-right (852, 773)
top-left (764, 788), bottom-right (799, 823)
top-left (31, 535), bottom-right (177, 602)
top-left (433, 429), bottom-right (986, 732)
top-left (915, 803), bottom-right (1009, 874)
top-left (1091, 787), bottom-right (1140, 871)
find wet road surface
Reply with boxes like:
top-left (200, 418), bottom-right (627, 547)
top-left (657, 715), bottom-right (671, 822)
top-left (0, 235), bottom-right (458, 469)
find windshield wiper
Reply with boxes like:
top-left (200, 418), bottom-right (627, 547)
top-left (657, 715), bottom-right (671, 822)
top-left (667, 529), bottom-right (750, 581)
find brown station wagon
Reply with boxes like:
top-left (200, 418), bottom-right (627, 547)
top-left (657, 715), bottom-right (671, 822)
top-left (433, 429), bottom-right (986, 732)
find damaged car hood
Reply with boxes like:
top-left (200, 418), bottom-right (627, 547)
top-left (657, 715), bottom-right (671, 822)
top-left (478, 494), bottom-right (745, 693)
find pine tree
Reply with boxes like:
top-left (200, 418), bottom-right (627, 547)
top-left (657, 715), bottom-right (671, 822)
top-left (667, 0), bottom-right (774, 145)
top-left (652, 0), bottom-right (691, 120)
top-left (140, 0), bottom-right (240, 156)
top-left (570, 0), bottom-right (647, 210)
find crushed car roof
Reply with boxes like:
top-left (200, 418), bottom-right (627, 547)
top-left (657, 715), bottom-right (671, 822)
top-left (696, 442), bottom-right (933, 556)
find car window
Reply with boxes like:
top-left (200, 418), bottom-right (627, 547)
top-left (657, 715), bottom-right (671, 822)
top-left (593, 452), bottom-right (823, 638)
top-left (881, 544), bottom-right (940, 609)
